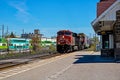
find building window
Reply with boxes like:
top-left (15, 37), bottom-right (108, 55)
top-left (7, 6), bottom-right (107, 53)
top-left (26, 44), bottom-right (29, 46)
top-left (9, 44), bottom-right (13, 46)
top-left (2, 44), bottom-right (6, 46)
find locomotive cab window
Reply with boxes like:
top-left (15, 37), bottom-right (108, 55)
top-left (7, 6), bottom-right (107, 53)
top-left (57, 32), bottom-right (64, 35)
top-left (73, 33), bottom-right (77, 37)
top-left (65, 32), bottom-right (71, 35)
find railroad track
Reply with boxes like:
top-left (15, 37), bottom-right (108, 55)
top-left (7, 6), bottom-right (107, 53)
top-left (0, 52), bottom-right (62, 70)
top-left (0, 50), bottom-right (89, 70)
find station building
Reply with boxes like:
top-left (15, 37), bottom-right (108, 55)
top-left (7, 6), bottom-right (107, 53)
top-left (92, 0), bottom-right (120, 60)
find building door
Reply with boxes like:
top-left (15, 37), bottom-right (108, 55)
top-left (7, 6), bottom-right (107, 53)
top-left (102, 34), bottom-right (109, 49)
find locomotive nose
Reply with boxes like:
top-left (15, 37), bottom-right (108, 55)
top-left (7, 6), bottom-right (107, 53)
top-left (57, 35), bottom-right (70, 45)
top-left (59, 37), bottom-right (66, 44)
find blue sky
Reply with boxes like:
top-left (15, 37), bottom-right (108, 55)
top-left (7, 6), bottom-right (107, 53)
top-left (0, 0), bottom-right (99, 37)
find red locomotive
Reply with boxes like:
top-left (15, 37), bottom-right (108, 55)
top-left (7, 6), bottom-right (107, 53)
top-left (57, 30), bottom-right (90, 53)
top-left (57, 30), bottom-right (80, 53)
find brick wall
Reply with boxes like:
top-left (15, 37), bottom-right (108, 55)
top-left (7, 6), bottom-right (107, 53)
top-left (97, 0), bottom-right (116, 17)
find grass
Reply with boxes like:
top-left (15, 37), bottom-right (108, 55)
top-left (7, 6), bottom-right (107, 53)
top-left (85, 44), bottom-right (96, 51)
top-left (0, 47), bottom-right (57, 60)
top-left (0, 52), bottom-right (31, 60)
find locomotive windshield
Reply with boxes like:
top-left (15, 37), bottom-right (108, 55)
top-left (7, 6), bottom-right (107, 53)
top-left (57, 31), bottom-right (71, 35)
top-left (57, 32), bottom-right (64, 35)
top-left (65, 31), bottom-right (71, 35)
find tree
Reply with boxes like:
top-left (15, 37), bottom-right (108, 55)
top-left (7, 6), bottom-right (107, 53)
top-left (31, 37), bottom-right (41, 51)
top-left (89, 35), bottom-right (100, 51)
top-left (9, 32), bottom-right (16, 38)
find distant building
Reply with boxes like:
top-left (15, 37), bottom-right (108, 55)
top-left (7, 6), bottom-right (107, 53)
top-left (21, 29), bottom-right (41, 39)
top-left (21, 33), bottom-right (29, 39)
top-left (41, 37), bottom-right (56, 46)
top-left (34, 29), bottom-right (40, 34)
top-left (8, 38), bottom-right (31, 51)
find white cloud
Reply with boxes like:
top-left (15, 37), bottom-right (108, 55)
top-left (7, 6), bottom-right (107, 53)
top-left (7, 0), bottom-right (31, 23)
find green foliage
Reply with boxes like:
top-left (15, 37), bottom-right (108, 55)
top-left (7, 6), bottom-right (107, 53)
top-left (88, 36), bottom-right (100, 51)
top-left (0, 38), bottom-right (7, 43)
top-left (49, 44), bottom-right (56, 51)
top-left (29, 46), bottom-right (33, 49)
top-left (0, 46), bottom-right (7, 49)
top-left (91, 36), bottom-right (99, 44)
top-left (85, 44), bottom-right (95, 51)
top-left (42, 41), bottom-right (52, 43)
top-left (0, 52), bottom-right (29, 60)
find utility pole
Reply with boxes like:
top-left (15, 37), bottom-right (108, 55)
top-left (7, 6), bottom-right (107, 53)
top-left (7, 26), bottom-right (8, 35)
top-left (89, 33), bottom-right (91, 39)
top-left (22, 29), bottom-right (24, 34)
top-left (2, 25), bottom-right (4, 38)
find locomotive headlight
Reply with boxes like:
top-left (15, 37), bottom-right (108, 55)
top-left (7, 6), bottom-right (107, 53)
top-left (58, 42), bottom-right (60, 44)
top-left (62, 36), bottom-right (64, 38)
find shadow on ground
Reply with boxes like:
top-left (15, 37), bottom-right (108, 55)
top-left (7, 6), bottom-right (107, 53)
top-left (73, 54), bottom-right (118, 64)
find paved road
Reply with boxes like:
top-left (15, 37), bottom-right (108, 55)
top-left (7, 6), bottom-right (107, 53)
top-left (0, 51), bottom-right (120, 80)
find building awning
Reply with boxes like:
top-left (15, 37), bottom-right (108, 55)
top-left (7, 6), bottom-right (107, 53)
top-left (92, 0), bottom-right (120, 33)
